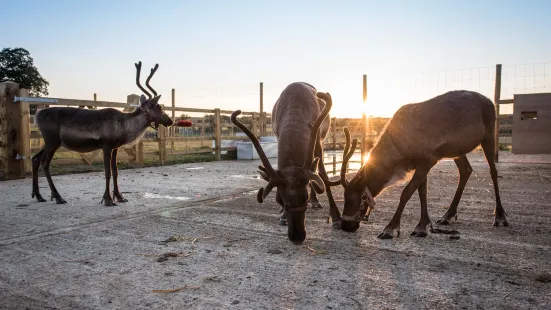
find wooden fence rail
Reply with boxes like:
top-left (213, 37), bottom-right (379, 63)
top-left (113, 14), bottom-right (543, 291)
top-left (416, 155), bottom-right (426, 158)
top-left (1, 83), bottom-right (372, 180)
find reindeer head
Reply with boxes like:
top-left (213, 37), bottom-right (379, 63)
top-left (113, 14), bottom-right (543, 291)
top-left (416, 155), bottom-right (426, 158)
top-left (322, 128), bottom-right (376, 232)
top-left (135, 61), bottom-right (173, 129)
top-left (231, 92), bottom-right (333, 244)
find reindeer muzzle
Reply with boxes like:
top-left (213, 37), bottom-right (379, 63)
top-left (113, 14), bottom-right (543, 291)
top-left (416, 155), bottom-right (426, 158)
top-left (341, 187), bottom-right (376, 222)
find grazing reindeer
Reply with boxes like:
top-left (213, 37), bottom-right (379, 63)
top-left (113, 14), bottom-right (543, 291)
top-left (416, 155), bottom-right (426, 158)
top-left (32, 61), bottom-right (173, 206)
top-left (231, 82), bottom-right (342, 244)
top-left (325, 90), bottom-right (508, 238)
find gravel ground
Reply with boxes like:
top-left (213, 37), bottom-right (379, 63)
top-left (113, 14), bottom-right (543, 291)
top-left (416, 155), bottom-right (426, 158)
top-left (0, 152), bottom-right (550, 309)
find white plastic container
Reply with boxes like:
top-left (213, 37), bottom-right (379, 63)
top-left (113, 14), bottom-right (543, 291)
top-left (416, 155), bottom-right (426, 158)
top-left (237, 141), bottom-right (278, 160)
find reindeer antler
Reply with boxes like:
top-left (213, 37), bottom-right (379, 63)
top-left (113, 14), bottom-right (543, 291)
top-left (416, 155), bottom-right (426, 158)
top-left (231, 110), bottom-right (283, 203)
top-left (304, 92), bottom-right (332, 170)
top-left (145, 64), bottom-right (159, 97)
top-left (320, 127), bottom-right (357, 188)
top-left (341, 129), bottom-right (358, 187)
top-left (135, 61), bottom-right (152, 99)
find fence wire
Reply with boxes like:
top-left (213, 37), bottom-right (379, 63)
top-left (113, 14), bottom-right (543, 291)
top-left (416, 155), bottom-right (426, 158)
top-left (406, 62), bottom-right (551, 106)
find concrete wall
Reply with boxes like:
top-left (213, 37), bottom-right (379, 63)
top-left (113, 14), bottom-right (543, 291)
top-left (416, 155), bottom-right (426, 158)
top-left (512, 93), bottom-right (551, 154)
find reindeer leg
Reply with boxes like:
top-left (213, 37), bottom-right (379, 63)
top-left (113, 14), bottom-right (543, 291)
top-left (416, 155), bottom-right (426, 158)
top-left (31, 148), bottom-right (46, 202)
top-left (317, 159), bottom-right (342, 229)
top-left (308, 143), bottom-right (323, 209)
top-left (308, 184), bottom-right (322, 209)
top-left (378, 162), bottom-right (434, 239)
top-left (276, 190), bottom-right (287, 226)
top-left (101, 147), bottom-right (117, 206)
top-left (41, 143), bottom-right (66, 204)
top-left (111, 148), bottom-right (127, 202)
top-left (437, 155), bottom-right (472, 225)
top-left (411, 176), bottom-right (433, 237)
top-left (481, 137), bottom-right (508, 227)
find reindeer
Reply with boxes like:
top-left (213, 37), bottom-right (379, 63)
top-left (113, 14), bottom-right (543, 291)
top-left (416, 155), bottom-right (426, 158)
top-left (31, 62), bottom-right (173, 206)
top-left (231, 82), bottom-right (342, 244)
top-left (325, 90), bottom-right (508, 238)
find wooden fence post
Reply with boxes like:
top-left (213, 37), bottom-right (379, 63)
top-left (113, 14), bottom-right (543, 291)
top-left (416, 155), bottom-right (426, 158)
top-left (252, 112), bottom-right (258, 137)
top-left (158, 123), bottom-right (167, 165)
top-left (494, 64), bottom-right (502, 163)
top-left (361, 74), bottom-right (368, 165)
top-left (259, 82), bottom-right (264, 136)
top-left (0, 81), bottom-right (28, 180)
top-left (332, 117), bottom-right (337, 150)
top-left (171, 88), bottom-right (175, 150)
top-left (262, 112), bottom-right (268, 136)
top-left (18, 88), bottom-right (31, 173)
top-left (127, 94), bottom-right (143, 165)
top-left (214, 108), bottom-right (221, 160)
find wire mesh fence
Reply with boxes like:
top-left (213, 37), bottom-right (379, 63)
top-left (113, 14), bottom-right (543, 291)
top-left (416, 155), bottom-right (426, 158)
top-left (406, 62), bottom-right (551, 111)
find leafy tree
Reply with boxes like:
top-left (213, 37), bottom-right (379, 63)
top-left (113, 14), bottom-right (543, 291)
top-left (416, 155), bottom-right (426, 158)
top-left (0, 48), bottom-right (49, 114)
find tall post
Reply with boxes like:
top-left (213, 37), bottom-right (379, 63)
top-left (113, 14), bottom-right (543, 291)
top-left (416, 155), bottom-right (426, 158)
top-left (259, 82), bottom-right (264, 137)
top-left (361, 74), bottom-right (368, 165)
top-left (158, 123), bottom-right (167, 165)
top-left (263, 112), bottom-right (268, 137)
top-left (0, 82), bottom-right (27, 179)
top-left (127, 94), bottom-right (143, 165)
top-left (171, 88), bottom-right (176, 150)
top-left (332, 117), bottom-right (337, 150)
top-left (18, 88), bottom-right (31, 173)
top-left (494, 64), bottom-right (502, 163)
top-left (252, 112), bottom-right (258, 137)
top-left (89, 93), bottom-right (97, 109)
top-left (214, 108), bottom-right (222, 160)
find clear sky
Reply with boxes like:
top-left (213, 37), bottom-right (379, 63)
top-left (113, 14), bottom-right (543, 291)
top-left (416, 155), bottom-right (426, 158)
top-left (3, 0), bottom-right (551, 117)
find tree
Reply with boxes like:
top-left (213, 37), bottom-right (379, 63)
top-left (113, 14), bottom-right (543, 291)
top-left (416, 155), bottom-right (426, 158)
top-left (0, 48), bottom-right (49, 113)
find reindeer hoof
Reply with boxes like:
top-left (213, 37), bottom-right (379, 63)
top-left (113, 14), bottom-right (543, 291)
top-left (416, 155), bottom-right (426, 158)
top-left (308, 201), bottom-right (323, 209)
top-left (278, 217), bottom-right (287, 226)
top-left (331, 221), bottom-right (341, 229)
top-left (32, 192), bottom-right (46, 202)
top-left (493, 218), bottom-right (509, 227)
top-left (410, 230), bottom-right (428, 238)
top-left (437, 211), bottom-right (457, 225)
top-left (377, 232), bottom-right (394, 239)
top-left (51, 194), bottom-right (66, 204)
top-left (115, 197), bottom-right (128, 203)
top-left (101, 197), bottom-right (117, 207)
top-left (113, 192), bottom-right (128, 203)
top-left (104, 201), bottom-right (118, 207)
top-left (378, 226), bottom-right (400, 239)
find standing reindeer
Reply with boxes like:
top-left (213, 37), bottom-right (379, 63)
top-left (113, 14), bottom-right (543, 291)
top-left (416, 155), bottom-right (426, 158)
top-left (231, 82), bottom-right (342, 244)
top-left (32, 61), bottom-right (173, 206)
top-left (325, 90), bottom-right (508, 238)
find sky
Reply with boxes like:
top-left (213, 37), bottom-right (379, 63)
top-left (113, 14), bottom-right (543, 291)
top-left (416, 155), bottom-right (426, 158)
top-left (3, 0), bottom-right (551, 118)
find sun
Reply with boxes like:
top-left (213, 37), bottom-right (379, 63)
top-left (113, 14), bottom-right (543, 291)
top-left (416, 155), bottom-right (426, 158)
top-left (321, 74), bottom-right (413, 119)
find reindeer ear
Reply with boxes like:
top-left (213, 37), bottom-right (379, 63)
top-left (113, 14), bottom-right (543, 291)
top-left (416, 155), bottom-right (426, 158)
top-left (139, 95), bottom-right (148, 105)
top-left (151, 95), bottom-right (162, 105)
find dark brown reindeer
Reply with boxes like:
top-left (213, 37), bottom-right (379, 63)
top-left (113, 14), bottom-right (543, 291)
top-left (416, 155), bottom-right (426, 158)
top-left (231, 82), bottom-right (342, 244)
top-left (325, 90), bottom-right (508, 238)
top-left (32, 61), bottom-right (173, 206)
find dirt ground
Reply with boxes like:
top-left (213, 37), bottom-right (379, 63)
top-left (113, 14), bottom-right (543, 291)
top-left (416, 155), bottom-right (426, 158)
top-left (0, 151), bottom-right (550, 309)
